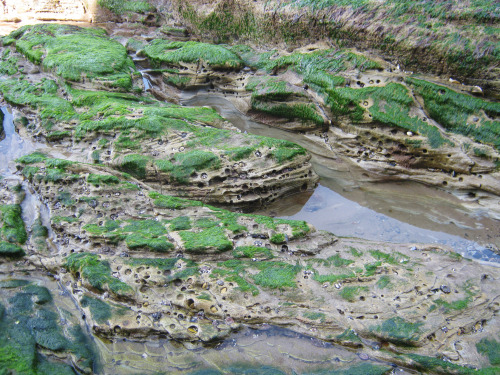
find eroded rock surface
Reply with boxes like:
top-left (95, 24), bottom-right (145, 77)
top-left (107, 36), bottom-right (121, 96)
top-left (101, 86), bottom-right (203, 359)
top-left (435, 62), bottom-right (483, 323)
top-left (0, 13), bottom-right (499, 375)
top-left (1, 160), bottom-right (499, 374)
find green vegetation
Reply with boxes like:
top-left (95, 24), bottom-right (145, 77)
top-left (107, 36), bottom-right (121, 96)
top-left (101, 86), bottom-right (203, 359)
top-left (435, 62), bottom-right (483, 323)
top-left (336, 328), bottom-right (362, 344)
top-left (233, 246), bottom-right (273, 259)
top-left (248, 78), bottom-right (325, 126)
top-left (155, 150), bottom-right (221, 184)
top-left (98, 0), bottom-right (155, 15)
top-left (169, 216), bottom-right (191, 231)
top-left (304, 363), bottom-right (391, 375)
top-left (407, 78), bottom-right (500, 151)
top-left (0, 241), bottom-right (25, 257)
top-left (407, 353), bottom-right (500, 375)
top-left (144, 39), bottom-right (243, 69)
top-left (252, 262), bottom-right (301, 289)
top-left (87, 174), bottom-right (120, 186)
top-left (0, 282), bottom-right (95, 374)
top-left (0, 204), bottom-right (27, 258)
top-left (369, 250), bottom-right (409, 265)
top-left (65, 252), bottom-right (134, 297)
top-left (179, 227), bottom-right (233, 253)
top-left (84, 218), bottom-right (173, 253)
top-left (302, 311), bottom-right (326, 322)
top-left (372, 317), bottom-right (422, 346)
top-left (339, 286), bottom-right (367, 302)
top-left (376, 275), bottom-right (391, 289)
top-left (3, 24), bottom-right (134, 89)
top-left (80, 295), bottom-right (112, 324)
top-left (476, 338), bottom-right (500, 366)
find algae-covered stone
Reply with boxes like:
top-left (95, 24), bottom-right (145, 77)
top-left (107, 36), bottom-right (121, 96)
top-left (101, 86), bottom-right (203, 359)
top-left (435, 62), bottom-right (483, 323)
top-left (3, 24), bottom-right (135, 90)
top-left (0, 278), bottom-right (96, 374)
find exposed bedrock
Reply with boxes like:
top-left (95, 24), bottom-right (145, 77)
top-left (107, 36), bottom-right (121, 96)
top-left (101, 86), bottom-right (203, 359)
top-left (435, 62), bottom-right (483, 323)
top-left (1, 166), bottom-right (499, 373)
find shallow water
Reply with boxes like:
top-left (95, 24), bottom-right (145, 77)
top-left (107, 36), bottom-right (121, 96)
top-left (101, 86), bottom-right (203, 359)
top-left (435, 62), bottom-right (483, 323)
top-left (180, 91), bottom-right (500, 264)
top-left (0, 107), bottom-right (40, 176)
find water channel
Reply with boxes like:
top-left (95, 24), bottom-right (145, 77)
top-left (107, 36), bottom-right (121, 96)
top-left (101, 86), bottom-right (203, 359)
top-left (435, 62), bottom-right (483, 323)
top-left (180, 91), bottom-right (500, 265)
top-left (0, 37), bottom-right (498, 372)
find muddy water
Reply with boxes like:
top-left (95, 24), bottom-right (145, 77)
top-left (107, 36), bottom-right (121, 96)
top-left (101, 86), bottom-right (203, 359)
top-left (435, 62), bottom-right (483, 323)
top-left (180, 91), bottom-right (500, 264)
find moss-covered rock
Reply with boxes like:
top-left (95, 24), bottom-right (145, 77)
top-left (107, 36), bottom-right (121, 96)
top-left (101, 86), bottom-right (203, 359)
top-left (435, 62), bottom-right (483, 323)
top-left (3, 24), bottom-right (135, 90)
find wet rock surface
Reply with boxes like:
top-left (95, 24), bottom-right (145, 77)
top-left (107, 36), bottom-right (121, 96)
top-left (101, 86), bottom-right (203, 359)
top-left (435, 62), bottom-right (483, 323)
top-left (0, 11), bottom-right (498, 375)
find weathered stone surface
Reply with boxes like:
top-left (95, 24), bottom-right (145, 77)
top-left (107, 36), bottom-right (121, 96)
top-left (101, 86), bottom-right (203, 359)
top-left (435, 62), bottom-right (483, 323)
top-left (7, 161), bottom-right (500, 373)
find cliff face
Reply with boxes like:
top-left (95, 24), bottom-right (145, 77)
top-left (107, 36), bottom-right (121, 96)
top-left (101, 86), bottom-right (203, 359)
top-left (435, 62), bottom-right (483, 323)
top-left (0, 0), bottom-right (97, 22)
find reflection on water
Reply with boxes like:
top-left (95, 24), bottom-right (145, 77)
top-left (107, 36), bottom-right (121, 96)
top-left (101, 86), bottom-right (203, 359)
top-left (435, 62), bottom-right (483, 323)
top-left (180, 92), bottom-right (500, 264)
top-left (98, 325), bottom-right (406, 375)
top-left (0, 107), bottom-right (40, 176)
top-left (264, 184), bottom-right (499, 263)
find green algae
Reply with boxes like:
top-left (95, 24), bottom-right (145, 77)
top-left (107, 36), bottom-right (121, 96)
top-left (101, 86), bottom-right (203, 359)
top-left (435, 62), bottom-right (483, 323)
top-left (233, 246), bottom-right (273, 259)
top-left (179, 226), bottom-right (233, 253)
top-left (0, 279), bottom-right (31, 289)
top-left (248, 78), bottom-right (325, 126)
top-left (406, 353), bottom-right (500, 375)
top-left (80, 295), bottom-right (112, 324)
top-left (144, 39), bottom-right (243, 69)
top-left (376, 275), bottom-right (391, 289)
top-left (304, 363), bottom-right (390, 375)
top-left (476, 338), bottom-right (500, 366)
top-left (98, 0), bottom-right (155, 15)
top-left (252, 262), bottom-right (301, 289)
top-left (0, 241), bottom-right (25, 257)
top-left (336, 328), bottom-right (362, 344)
top-left (169, 216), bottom-right (192, 231)
top-left (339, 286), bottom-right (367, 302)
top-left (87, 174), bottom-right (120, 186)
top-left (0, 204), bottom-right (27, 245)
top-left (0, 285), bottom-right (95, 374)
top-left (369, 250), bottom-right (409, 265)
top-left (302, 311), bottom-right (326, 322)
top-left (65, 252), bottom-right (133, 297)
top-left (372, 317), bottom-right (422, 346)
top-left (407, 77), bottom-right (500, 151)
top-left (4, 24), bottom-right (134, 88)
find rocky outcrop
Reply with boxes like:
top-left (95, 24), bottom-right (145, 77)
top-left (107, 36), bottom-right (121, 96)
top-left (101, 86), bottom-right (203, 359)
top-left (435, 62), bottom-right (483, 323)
top-left (3, 160), bottom-right (499, 374)
top-left (0, 24), bottom-right (318, 208)
top-left (0, 0), bottom-right (97, 22)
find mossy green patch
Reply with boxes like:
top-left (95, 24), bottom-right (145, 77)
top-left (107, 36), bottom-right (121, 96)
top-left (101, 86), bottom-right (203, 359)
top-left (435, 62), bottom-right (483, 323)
top-left (339, 286), bottom-right (367, 302)
top-left (476, 338), bottom-right (500, 366)
top-left (376, 275), bottom-right (391, 289)
top-left (0, 279), bottom-right (31, 289)
top-left (4, 24), bottom-right (134, 88)
top-left (336, 328), bottom-right (362, 344)
top-left (0, 204), bottom-right (27, 245)
top-left (87, 174), bottom-right (120, 186)
top-left (304, 362), bottom-right (390, 375)
top-left (302, 311), bottom-right (326, 322)
top-left (144, 39), bottom-right (243, 69)
top-left (169, 216), bottom-right (192, 231)
top-left (179, 226), bottom-right (232, 253)
top-left (0, 241), bottom-right (25, 257)
top-left (372, 317), bottom-right (422, 346)
top-left (252, 262), bottom-right (301, 289)
top-left (65, 252), bottom-right (133, 297)
top-left (98, 0), bottom-right (155, 15)
top-left (406, 353), bottom-right (500, 375)
top-left (80, 295), bottom-right (111, 324)
top-left (407, 78), bottom-right (500, 151)
top-left (369, 250), bottom-right (409, 265)
top-left (233, 246), bottom-right (273, 259)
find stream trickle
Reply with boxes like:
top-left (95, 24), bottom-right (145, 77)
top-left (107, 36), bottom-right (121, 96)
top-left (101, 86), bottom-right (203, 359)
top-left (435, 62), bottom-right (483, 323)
top-left (180, 91), bottom-right (500, 265)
